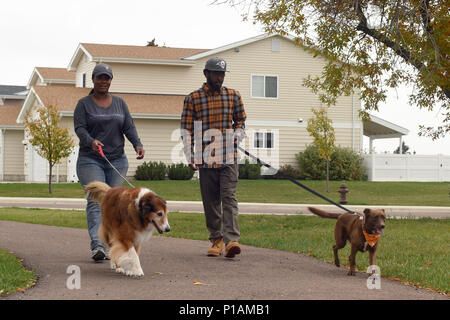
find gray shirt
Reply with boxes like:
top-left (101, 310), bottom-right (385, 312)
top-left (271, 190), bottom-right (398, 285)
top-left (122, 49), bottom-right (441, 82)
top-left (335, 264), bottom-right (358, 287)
top-left (74, 95), bottom-right (143, 160)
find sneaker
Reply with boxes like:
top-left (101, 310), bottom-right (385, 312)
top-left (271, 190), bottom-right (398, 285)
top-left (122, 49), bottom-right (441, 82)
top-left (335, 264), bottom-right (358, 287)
top-left (207, 238), bottom-right (224, 257)
top-left (225, 241), bottom-right (241, 258)
top-left (91, 247), bottom-right (107, 262)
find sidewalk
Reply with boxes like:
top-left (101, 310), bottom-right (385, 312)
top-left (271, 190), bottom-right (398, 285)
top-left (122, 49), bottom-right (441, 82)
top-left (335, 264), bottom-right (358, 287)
top-left (0, 197), bottom-right (449, 218)
top-left (1, 220), bottom-right (447, 300)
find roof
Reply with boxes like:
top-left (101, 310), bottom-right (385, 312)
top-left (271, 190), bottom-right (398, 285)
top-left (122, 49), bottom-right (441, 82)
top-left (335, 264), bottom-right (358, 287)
top-left (0, 105), bottom-right (24, 128)
top-left (17, 85), bottom-right (184, 123)
top-left (82, 43), bottom-right (208, 60)
top-left (0, 85), bottom-right (27, 96)
top-left (68, 43), bottom-right (209, 70)
top-left (364, 114), bottom-right (409, 138)
top-left (35, 67), bottom-right (75, 80)
top-left (27, 67), bottom-right (76, 88)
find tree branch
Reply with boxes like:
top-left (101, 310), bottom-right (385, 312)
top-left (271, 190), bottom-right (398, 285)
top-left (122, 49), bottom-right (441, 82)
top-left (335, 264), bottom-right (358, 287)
top-left (354, 0), bottom-right (449, 99)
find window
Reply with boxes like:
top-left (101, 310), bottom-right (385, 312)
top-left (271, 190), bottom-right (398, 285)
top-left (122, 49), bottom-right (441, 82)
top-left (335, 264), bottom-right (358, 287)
top-left (253, 131), bottom-right (275, 149)
top-left (82, 73), bottom-right (86, 88)
top-left (251, 75), bottom-right (278, 98)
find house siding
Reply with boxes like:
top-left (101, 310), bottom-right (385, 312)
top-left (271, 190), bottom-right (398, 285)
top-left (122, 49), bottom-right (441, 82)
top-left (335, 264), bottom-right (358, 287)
top-left (3, 130), bottom-right (25, 180)
top-left (75, 56), bottom-right (96, 88)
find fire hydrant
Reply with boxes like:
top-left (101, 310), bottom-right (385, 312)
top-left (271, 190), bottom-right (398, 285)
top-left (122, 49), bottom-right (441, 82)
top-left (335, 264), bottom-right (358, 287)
top-left (338, 183), bottom-right (348, 204)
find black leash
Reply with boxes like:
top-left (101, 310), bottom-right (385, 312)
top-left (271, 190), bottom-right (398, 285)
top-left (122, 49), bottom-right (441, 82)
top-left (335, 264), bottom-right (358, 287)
top-left (237, 146), bottom-right (356, 215)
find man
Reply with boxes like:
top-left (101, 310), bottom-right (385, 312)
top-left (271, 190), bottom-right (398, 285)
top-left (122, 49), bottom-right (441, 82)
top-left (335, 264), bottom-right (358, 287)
top-left (181, 57), bottom-right (246, 258)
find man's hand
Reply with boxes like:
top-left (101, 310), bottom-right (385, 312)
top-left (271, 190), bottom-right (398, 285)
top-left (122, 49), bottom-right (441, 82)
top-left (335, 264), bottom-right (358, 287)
top-left (136, 146), bottom-right (145, 160)
top-left (91, 139), bottom-right (104, 153)
top-left (189, 163), bottom-right (199, 171)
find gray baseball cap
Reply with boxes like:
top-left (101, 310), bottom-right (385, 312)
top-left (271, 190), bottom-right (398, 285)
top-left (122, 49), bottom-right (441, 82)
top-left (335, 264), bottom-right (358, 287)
top-left (204, 57), bottom-right (228, 72)
top-left (92, 63), bottom-right (113, 79)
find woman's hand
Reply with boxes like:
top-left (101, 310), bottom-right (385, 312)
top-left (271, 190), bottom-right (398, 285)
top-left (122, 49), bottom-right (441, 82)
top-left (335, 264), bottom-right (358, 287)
top-left (92, 139), bottom-right (104, 153)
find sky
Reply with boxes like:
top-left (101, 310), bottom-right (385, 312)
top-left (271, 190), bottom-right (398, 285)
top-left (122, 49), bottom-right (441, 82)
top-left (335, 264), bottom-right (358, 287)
top-left (1, 0), bottom-right (449, 156)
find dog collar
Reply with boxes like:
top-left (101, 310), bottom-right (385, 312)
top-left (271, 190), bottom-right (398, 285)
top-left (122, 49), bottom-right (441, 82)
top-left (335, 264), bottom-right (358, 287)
top-left (362, 226), bottom-right (380, 248)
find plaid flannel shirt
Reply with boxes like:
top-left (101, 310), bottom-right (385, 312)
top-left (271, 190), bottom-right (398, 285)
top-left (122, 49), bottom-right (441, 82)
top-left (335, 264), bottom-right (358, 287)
top-left (181, 83), bottom-right (246, 168)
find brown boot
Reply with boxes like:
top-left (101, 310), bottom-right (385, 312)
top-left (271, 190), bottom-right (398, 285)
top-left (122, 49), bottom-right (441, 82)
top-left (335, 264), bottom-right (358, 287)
top-left (207, 238), bottom-right (224, 257)
top-left (225, 241), bottom-right (241, 258)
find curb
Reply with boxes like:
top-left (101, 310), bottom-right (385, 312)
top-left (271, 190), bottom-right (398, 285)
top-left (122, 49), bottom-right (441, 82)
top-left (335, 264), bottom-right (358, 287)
top-left (0, 197), bottom-right (449, 218)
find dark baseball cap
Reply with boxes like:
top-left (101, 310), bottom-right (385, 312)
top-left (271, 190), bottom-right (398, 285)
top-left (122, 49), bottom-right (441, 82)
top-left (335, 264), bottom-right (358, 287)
top-left (204, 57), bottom-right (228, 72)
top-left (92, 63), bottom-right (113, 79)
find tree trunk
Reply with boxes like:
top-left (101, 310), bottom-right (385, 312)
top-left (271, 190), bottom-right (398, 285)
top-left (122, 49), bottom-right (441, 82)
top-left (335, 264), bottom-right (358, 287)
top-left (326, 158), bottom-right (329, 193)
top-left (48, 163), bottom-right (52, 194)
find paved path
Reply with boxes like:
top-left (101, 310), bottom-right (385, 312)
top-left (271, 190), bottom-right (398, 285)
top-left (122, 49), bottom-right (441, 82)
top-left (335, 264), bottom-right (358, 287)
top-left (1, 197), bottom-right (449, 218)
top-left (0, 221), bottom-right (447, 300)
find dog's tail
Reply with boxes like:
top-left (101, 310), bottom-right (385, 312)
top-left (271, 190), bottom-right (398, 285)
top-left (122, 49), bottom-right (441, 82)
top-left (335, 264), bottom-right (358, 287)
top-left (85, 181), bottom-right (110, 204)
top-left (308, 207), bottom-right (341, 219)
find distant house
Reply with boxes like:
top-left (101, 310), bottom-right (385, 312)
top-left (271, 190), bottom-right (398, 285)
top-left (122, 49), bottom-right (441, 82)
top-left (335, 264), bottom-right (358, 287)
top-left (15, 34), bottom-right (408, 182)
top-left (27, 67), bottom-right (76, 88)
top-left (0, 85), bottom-right (27, 106)
top-left (0, 85), bottom-right (27, 181)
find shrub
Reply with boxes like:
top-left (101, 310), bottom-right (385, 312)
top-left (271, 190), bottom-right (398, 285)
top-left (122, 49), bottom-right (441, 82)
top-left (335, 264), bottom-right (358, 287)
top-left (296, 145), bottom-right (367, 180)
top-left (134, 161), bottom-right (167, 180)
top-left (238, 159), bottom-right (262, 179)
top-left (273, 164), bottom-right (302, 180)
top-left (167, 163), bottom-right (195, 180)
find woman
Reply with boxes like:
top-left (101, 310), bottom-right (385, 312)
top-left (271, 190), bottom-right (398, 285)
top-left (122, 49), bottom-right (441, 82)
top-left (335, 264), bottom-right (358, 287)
top-left (74, 63), bottom-right (145, 262)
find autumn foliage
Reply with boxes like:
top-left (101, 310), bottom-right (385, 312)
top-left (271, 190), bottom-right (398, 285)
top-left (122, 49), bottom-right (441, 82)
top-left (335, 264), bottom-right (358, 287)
top-left (218, 0), bottom-right (450, 138)
top-left (24, 105), bottom-right (74, 193)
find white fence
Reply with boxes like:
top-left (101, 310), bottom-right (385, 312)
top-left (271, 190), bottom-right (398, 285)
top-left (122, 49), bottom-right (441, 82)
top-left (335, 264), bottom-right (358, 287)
top-left (363, 154), bottom-right (450, 182)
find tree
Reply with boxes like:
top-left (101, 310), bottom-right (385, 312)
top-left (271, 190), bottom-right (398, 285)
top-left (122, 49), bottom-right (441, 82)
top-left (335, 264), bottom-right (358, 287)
top-left (394, 141), bottom-right (410, 154)
top-left (216, 0), bottom-right (449, 138)
top-left (307, 107), bottom-right (336, 192)
top-left (24, 105), bottom-right (74, 193)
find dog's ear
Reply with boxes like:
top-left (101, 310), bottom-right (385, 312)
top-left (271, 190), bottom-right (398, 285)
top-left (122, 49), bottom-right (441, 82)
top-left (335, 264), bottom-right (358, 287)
top-left (363, 208), bottom-right (371, 217)
top-left (139, 197), bottom-right (156, 214)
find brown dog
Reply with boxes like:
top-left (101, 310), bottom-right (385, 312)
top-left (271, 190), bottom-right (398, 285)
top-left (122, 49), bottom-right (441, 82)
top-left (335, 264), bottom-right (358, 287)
top-left (308, 207), bottom-right (386, 276)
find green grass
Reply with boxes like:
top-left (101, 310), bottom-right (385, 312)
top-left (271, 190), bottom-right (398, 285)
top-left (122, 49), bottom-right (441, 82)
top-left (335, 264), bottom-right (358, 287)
top-left (0, 248), bottom-right (37, 297)
top-left (0, 180), bottom-right (450, 206)
top-left (0, 207), bottom-right (448, 295)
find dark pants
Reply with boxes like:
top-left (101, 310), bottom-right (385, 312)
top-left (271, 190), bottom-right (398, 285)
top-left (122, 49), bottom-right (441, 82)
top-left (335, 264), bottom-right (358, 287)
top-left (199, 164), bottom-right (240, 244)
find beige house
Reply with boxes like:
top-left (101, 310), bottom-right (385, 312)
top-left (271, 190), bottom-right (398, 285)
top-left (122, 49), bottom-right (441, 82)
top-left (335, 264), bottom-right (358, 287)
top-left (16, 34), bottom-right (407, 182)
top-left (0, 104), bottom-right (24, 180)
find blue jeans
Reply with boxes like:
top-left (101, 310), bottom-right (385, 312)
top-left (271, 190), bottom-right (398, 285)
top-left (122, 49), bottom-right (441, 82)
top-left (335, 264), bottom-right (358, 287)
top-left (76, 154), bottom-right (129, 251)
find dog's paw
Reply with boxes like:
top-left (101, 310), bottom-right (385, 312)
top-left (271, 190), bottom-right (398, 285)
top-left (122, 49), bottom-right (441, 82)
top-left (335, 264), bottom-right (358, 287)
top-left (347, 270), bottom-right (356, 276)
top-left (110, 261), bottom-right (117, 270)
top-left (125, 267), bottom-right (144, 278)
top-left (115, 267), bottom-right (125, 274)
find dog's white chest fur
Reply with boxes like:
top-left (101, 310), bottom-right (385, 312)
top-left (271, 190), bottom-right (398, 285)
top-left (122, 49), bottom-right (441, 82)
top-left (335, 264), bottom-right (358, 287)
top-left (134, 229), bottom-right (153, 246)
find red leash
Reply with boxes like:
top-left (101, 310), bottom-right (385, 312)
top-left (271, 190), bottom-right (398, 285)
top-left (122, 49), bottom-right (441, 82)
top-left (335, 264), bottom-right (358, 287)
top-left (97, 145), bottom-right (135, 188)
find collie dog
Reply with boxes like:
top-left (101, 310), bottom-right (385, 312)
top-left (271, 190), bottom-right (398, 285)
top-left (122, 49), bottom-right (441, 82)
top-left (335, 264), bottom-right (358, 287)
top-left (85, 181), bottom-right (170, 277)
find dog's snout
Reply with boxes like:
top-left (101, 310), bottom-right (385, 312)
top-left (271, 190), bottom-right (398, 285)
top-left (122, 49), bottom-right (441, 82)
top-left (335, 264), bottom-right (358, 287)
top-left (164, 224), bottom-right (171, 232)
